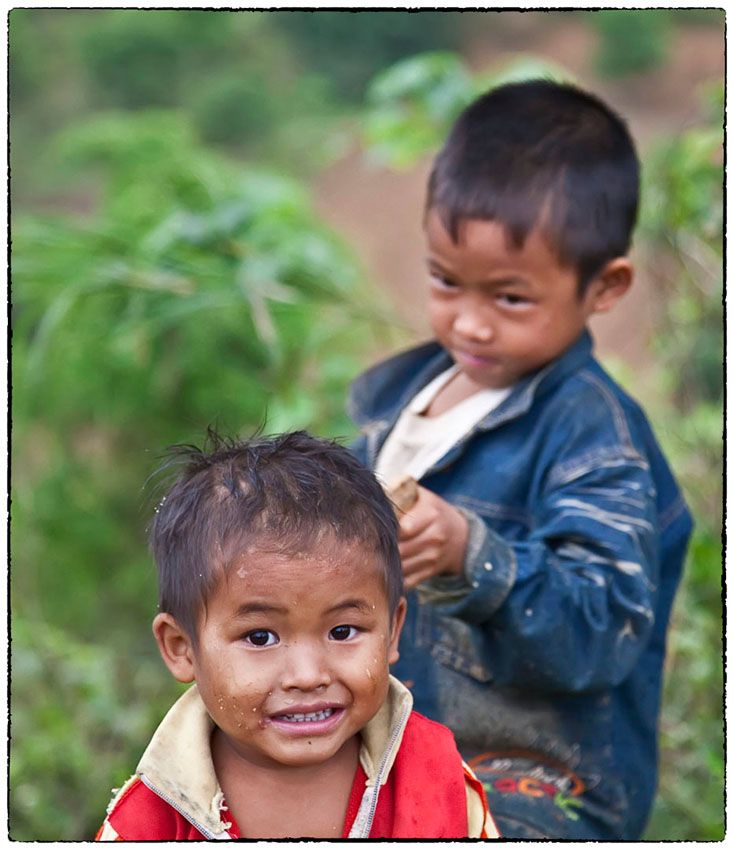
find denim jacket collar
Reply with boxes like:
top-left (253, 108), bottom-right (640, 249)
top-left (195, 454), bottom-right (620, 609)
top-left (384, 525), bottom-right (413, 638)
top-left (350, 329), bottom-right (594, 436)
top-left (477, 330), bottom-right (593, 431)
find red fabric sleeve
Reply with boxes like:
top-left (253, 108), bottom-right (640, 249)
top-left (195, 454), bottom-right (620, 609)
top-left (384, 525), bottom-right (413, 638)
top-left (103, 778), bottom-right (207, 841)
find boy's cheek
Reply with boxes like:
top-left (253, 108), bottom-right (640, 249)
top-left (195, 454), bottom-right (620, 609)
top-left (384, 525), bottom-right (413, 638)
top-left (359, 654), bottom-right (386, 695)
top-left (200, 678), bottom-right (271, 731)
top-left (197, 654), bottom-right (271, 706)
top-left (228, 694), bottom-right (269, 730)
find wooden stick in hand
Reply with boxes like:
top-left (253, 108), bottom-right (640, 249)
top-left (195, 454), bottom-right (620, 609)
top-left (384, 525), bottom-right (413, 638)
top-left (386, 474), bottom-right (419, 515)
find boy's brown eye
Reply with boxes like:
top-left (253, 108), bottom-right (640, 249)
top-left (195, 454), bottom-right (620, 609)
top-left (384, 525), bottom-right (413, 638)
top-left (329, 624), bottom-right (357, 641)
top-left (431, 273), bottom-right (457, 289)
top-left (245, 629), bottom-right (278, 647)
top-left (499, 292), bottom-right (529, 306)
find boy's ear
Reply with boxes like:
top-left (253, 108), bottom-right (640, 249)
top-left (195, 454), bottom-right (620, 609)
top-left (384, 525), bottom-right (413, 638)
top-left (152, 613), bottom-right (196, 683)
top-left (587, 257), bottom-right (634, 314)
top-left (387, 597), bottom-right (408, 666)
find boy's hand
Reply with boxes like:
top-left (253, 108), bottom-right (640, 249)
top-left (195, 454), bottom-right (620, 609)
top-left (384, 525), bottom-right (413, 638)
top-left (397, 485), bottom-right (468, 589)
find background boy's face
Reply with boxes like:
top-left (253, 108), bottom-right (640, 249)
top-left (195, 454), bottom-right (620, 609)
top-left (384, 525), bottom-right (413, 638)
top-left (424, 210), bottom-right (604, 388)
top-left (176, 535), bottom-right (404, 771)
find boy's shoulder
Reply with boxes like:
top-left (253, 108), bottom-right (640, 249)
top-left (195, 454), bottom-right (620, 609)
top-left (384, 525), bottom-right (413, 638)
top-left (96, 774), bottom-right (201, 841)
top-left (403, 706), bottom-right (464, 748)
top-left (97, 685), bottom-right (234, 841)
top-left (540, 353), bottom-right (652, 442)
top-left (348, 340), bottom-right (450, 424)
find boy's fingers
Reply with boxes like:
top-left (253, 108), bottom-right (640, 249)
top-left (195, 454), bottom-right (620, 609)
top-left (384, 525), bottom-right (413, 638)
top-left (403, 564), bottom-right (442, 589)
top-left (398, 510), bottom-right (432, 539)
top-left (400, 552), bottom-right (436, 575)
top-left (400, 541), bottom-right (442, 574)
top-left (398, 530), bottom-right (437, 560)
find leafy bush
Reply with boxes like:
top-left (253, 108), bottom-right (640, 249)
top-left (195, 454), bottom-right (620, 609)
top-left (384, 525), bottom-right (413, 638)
top-left (10, 618), bottom-right (184, 840)
top-left (190, 71), bottom-right (282, 147)
top-left (636, 83), bottom-right (724, 840)
top-left (9, 9), bottom-right (341, 189)
top-left (363, 52), bottom-right (475, 168)
top-left (588, 10), bottom-right (670, 78)
top-left (641, 84), bottom-right (723, 411)
top-left (273, 10), bottom-right (465, 101)
top-left (78, 11), bottom-right (187, 108)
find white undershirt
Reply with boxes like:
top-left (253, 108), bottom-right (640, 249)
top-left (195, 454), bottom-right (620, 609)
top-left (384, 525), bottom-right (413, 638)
top-left (375, 366), bottom-right (512, 487)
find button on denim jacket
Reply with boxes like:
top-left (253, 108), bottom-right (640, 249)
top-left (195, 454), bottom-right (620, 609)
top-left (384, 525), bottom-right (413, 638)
top-left (348, 331), bottom-right (692, 839)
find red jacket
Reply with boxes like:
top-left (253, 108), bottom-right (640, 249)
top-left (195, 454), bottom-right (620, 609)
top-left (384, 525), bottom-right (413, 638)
top-left (97, 678), bottom-right (498, 839)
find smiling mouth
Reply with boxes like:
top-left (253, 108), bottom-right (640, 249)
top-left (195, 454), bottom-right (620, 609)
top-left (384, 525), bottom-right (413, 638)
top-left (277, 708), bottom-right (335, 723)
top-left (268, 705), bottom-right (345, 733)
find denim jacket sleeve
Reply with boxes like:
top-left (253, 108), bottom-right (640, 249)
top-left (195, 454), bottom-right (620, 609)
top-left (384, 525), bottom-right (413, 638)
top-left (423, 387), bottom-right (661, 693)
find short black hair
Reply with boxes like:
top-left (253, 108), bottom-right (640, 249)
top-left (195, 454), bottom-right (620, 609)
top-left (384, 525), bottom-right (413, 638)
top-left (427, 78), bottom-right (640, 292)
top-left (149, 430), bottom-right (403, 644)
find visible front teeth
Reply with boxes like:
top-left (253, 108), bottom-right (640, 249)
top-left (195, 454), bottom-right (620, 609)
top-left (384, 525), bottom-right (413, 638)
top-left (280, 708), bottom-right (334, 723)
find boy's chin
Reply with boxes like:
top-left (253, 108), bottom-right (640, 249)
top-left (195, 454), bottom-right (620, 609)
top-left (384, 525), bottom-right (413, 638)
top-left (265, 737), bottom-right (357, 769)
top-left (222, 723), bottom-right (360, 769)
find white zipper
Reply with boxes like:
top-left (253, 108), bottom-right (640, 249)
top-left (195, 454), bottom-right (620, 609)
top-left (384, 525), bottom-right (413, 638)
top-left (356, 701), bottom-right (411, 838)
top-left (138, 773), bottom-right (231, 840)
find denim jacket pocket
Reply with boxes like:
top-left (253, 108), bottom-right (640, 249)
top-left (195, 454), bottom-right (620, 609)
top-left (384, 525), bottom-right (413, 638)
top-left (415, 600), bottom-right (493, 683)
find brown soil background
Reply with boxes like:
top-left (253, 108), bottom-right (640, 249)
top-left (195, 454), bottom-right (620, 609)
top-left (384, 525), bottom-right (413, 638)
top-left (312, 13), bottom-right (724, 378)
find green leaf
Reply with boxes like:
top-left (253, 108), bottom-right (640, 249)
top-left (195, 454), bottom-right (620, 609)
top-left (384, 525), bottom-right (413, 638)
top-left (363, 51), bottom-right (474, 168)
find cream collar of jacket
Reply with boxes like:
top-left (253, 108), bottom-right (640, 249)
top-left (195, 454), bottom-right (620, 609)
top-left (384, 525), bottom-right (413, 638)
top-left (134, 675), bottom-right (413, 839)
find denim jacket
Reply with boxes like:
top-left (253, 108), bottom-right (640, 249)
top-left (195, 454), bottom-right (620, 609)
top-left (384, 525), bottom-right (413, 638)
top-left (348, 330), bottom-right (692, 839)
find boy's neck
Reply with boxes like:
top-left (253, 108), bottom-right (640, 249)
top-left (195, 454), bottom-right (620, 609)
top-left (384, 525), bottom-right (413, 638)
top-left (424, 369), bottom-right (507, 417)
top-left (211, 727), bottom-right (361, 838)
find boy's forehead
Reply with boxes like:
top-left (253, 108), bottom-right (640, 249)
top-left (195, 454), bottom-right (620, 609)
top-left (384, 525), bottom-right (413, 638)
top-left (197, 541), bottom-right (392, 624)
top-left (425, 207), bottom-right (571, 273)
top-left (221, 532), bottom-right (389, 588)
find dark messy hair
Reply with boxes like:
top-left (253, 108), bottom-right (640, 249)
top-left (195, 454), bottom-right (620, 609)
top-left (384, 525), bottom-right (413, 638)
top-left (426, 78), bottom-right (640, 293)
top-left (149, 430), bottom-right (403, 644)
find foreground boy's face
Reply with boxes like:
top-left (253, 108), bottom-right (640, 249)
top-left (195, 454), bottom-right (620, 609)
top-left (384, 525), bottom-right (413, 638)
top-left (425, 210), bottom-right (602, 388)
top-left (185, 538), bottom-right (403, 770)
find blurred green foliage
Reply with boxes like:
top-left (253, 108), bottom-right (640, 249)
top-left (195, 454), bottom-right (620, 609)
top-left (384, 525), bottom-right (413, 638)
top-left (9, 9), bottom-right (339, 185)
top-left (585, 9), bottom-right (724, 79)
top-left (274, 10), bottom-right (465, 101)
top-left (588, 10), bottom-right (671, 77)
top-left (9, 9), bottom-right (724, 842)
top-left (585, 8), bottom-right (724, 78)
top-left (636, 81), bottom-right (723, 841)
top-left (9, 8), bottom-right (474, 187)
top-left (642, 84), bottom-right (724, 411)
top-left (10, 617), bottom-right (186, 840)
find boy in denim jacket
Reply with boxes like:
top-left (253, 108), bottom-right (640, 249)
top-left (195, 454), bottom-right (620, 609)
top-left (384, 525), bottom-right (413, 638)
top-left (348, 80), bottom-right (692, 839)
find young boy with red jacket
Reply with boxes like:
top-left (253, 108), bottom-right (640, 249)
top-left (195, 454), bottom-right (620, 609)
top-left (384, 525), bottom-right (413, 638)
top-left (96, 431), bottom-right (498, 839)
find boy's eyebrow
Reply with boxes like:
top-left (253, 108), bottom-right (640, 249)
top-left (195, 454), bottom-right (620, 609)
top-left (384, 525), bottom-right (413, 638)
top-left (325, 598), bottom-right (374, 616)
top-left (233, 602), bottom-right (288, 617)
top-left (426, 258), bottom-right (532, 289)
top-left (426, 258), bottom-right (452, 274)
top-left (232, 600), bottom-right (375, 618)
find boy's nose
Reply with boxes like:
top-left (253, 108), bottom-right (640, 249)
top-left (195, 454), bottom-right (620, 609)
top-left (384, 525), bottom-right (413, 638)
top-left (453, 307), bottom-right (494, 342)
top-left (280, 640), bottom-right (332, 692)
